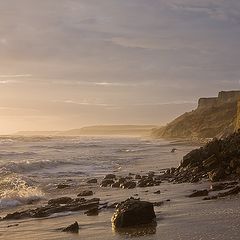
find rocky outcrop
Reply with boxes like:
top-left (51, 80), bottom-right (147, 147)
top-left (100, 173), bottom-right (162, 189)
top-left (173, 131), bottom-right (240, 183)
top-left (198, 97), bottom-right (218, 109)
top-left (152, 90), bottom-right (240, 139)
top-left (2, 197), bottom-right (100, 221)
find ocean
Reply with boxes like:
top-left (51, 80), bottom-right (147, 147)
top-left (0, 136), bottom-right (195, 210)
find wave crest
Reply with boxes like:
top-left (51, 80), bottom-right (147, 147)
top-left (0, 174), bottom-right (44, 209)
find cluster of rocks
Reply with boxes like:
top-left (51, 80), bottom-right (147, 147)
top-left (2, 197), bottom-right (100, 221)
top-left (100, 172), bottom-right (168, 189)
top-left (58, 198), bottom-right (158, 234)
top-left (173, 132), bottom-right (240, 183)
top-left (187, 181), bottom-right (240, 200)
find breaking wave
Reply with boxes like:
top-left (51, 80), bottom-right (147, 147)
top-left (0, 174), bottom-right (44, 209)
top-left (0, 159), bottom-right (77, 174)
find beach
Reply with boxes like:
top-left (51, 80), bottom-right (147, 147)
top-left (0, 136), bottom-right (240, 240)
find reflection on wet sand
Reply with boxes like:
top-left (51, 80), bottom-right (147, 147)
top-left (112, 222), bottom-right (157, 237)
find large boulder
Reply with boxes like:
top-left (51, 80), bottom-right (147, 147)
top-left (112, 199), bottom-right (156, 228)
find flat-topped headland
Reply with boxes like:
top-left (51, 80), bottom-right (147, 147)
top-left (152, 90), bottom-right (240, 139)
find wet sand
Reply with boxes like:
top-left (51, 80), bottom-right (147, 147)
top-left (1, 174), bottom-right (240, 240)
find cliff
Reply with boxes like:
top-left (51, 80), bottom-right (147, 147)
top-left (152, 91), bottom-right (240, 139)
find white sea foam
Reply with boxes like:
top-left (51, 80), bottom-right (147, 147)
top-left (0, 174), bottom-right (44, 209)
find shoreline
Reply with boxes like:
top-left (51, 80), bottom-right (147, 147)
top-left (1, 168), bottom-right (240, 239)
top-left (1, 134), bottom-right (240, 239)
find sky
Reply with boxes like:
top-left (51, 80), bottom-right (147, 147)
top-left (0, 0), bottom-right (240, 133)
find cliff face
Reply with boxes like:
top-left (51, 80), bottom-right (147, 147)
top-left (152, 91), bottom-right (240, 139)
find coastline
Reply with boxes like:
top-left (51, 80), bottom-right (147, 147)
top-left (1, 135), bottom-right (240, 239)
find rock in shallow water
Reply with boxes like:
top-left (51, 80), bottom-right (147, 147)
top-left (188, 189), bottom-right (209, 198)
top-left (87, 178), bottom-right (98, 184)
top-left (100, 179), bottom-right (115, 187)
top-left (48, 197), bottom-right (73, 205)
top-left (62, 221), bottom-right (79, 233)
top-left (77, 190), bottom-right (93, 197)
top-left (112, 199), bottom-right (156, 228)
top-left (3, 198), bottom-right (100, 220)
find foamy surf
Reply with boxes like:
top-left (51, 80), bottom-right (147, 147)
top-left (0, 174), bottom-right (44, 209)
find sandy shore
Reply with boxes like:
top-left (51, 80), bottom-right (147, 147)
top-left (1, 171), bottom-right (240, 240)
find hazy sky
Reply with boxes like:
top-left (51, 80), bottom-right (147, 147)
top-left (0, 0), bottom-right (240, 133)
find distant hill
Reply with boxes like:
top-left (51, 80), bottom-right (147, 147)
top-left (15, 125), bottom-right (157, 136)
top-left (152, 91), bottom-right (240, 139)
top-left (63, 125), bottom-right (156, 136)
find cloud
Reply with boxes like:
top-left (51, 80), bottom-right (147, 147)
top-left (167, 0), bottom-right (240, 23)
top-left (0, 74), bottom-right (32, 78)
top-left (110, 37), bottom-right (165, 50)
top-left (50, 80), bottom-right (147, 87)
top-left (54, 99), bottom-right (113, 107)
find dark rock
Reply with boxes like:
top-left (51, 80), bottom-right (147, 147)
top-left (218, 186), bottom-right (240, 197)
top-left (104, 174), bottom-right (116, 180)
top-left (62, 221), bottom-right (79, 233)
top-left (48, 197), bottom-right (73, 205)
top-left (112, 199), bottom-right (156, 228)
top-left (210, 182), bottom-right (238, 191)
top-left (204, 186), bottom-right (240, 200)
top-left (118, 177), bottom-right (127, 184)
top-left (84, 207), bottom-right (99, 216)
top-left (188, 190), bottom-right (209, 198)
top-left (100, 179), bottom-right (115, 187)
top-left (203, 195), bottom-right (218, 200)
top-left (174, 132), bottom-right (240, 183)
top-left (3, 198), bottom-right (100, 221)
top-left (152, 201), bottom-right (165, 206)
top-left (3, 211), bottom-right (30, 220)
top-left (203, 155), bottom-right (219, 171)
top-left (57, 183), bottom-right (70, 189)
top-left (7, 224), bottom-right (19, 228)
top-left (121, 181), bottom-right (136, 189)
top-left (137, 177), bottom-right (160, 188)
top-left (112, 181), bottom-right (121, 188)
top-left (135, 174), bottom-right (142, 180)
top-left (148, 171), bottom-right (155, 177)
top-left (153, 190), bottom-right (161, 194)
top-left (208, 168), bottom-right (225, 182)
top-left (77, 190), bottom-right (93, 197)
top-left (87, 178), bottom-right (97, 184)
